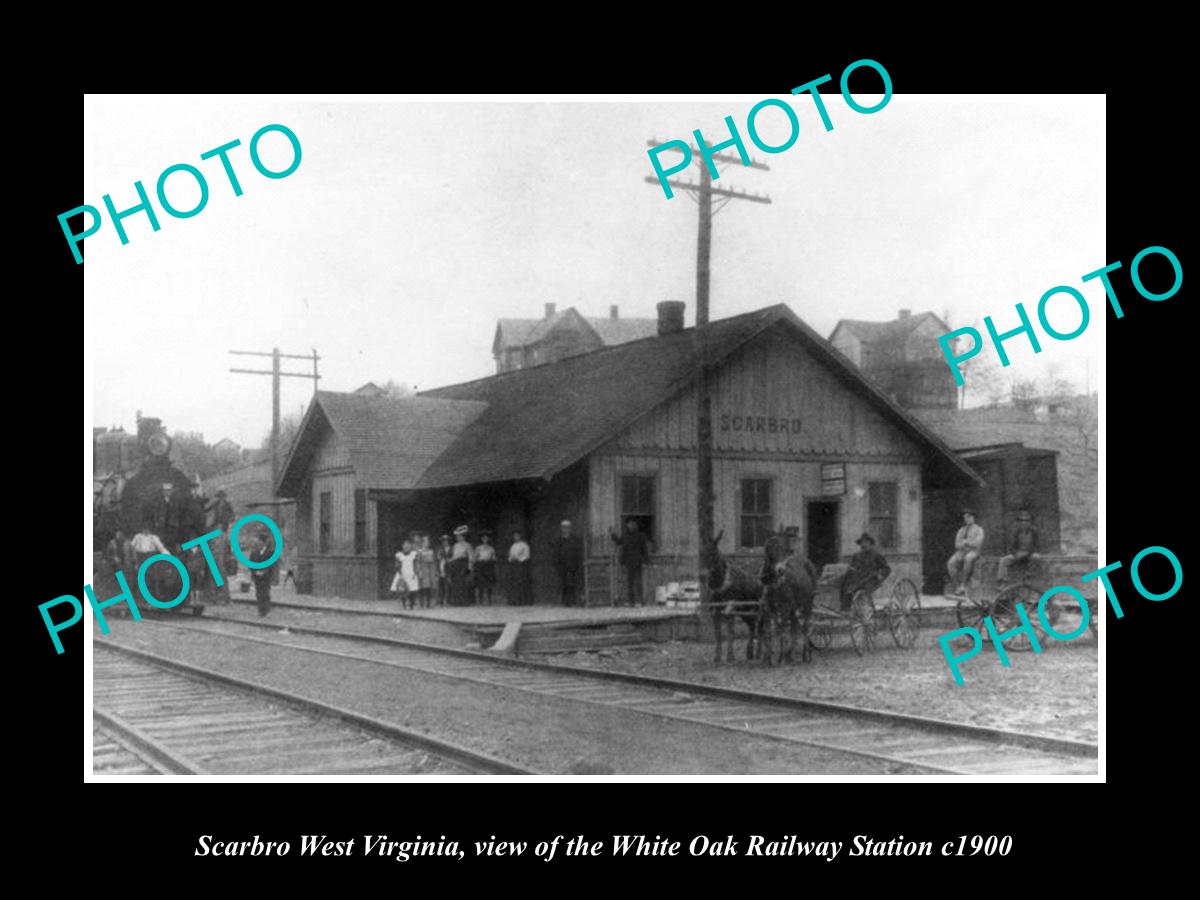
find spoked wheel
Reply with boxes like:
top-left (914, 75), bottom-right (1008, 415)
top-left (955, 590), bottom-right (990, 635)
top-left (808, 623), bottom-right (832, 650)
top-left (893, 577), bottom-right (921, 611)
top-left (849, 590), bottom-right (876, 655)
top-left (990, 583), bottom-right (1042, 652)
top-left (887, 578), bottom-right (921, 649)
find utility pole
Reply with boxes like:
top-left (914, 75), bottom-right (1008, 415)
top-left (645, 140), bottom-right (770, 609)
top-left (229, 347), bottom-right (321, 491)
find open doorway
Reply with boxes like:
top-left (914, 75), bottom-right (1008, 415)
top-left (806, 499), bottom-right (840, 569)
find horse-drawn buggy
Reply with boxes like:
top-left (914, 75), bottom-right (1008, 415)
top-left (703, 528), bottom-right (922, 665)
top-left (950, 556), bottom-right (1096, 650)
top-left (807, 563), bottom-right (921, 655)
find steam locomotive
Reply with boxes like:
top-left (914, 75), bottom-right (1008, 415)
top-left (93, 415), bottom-right (200, 549)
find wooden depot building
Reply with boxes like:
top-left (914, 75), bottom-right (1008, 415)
top-left (276, 302), bottom-right (980, 603)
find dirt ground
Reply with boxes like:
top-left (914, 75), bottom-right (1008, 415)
top-left (96, 619), bottom-right (923, 776)
top-left (554, 628), bottom-right (1099, 743)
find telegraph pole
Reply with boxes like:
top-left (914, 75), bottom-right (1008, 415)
top-left (229, 347), bottom-right (321, 491)
top-left (645, 141), bottom-right (770, 608)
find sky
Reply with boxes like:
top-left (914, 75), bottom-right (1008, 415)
top-left (85, 95), bottom-right (1104, 447)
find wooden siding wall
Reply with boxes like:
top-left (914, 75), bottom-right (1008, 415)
top-left (298, 424), bottom-right (380, 599)
top-left (585, 326), bottom-right (925, 602)
top-left (614, 328), bottom-right (922, 458)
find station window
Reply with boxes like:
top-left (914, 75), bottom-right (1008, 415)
top-left (354, 489), bottom-right (367, 555)
top-left (319, 491), bottom-right (332, 554)
top-left (740, 478), bottom-right (773, 548)
top-left (619, 474), bottom-right (656, 543)
top-left (868, 481), bottom-right (899, 549)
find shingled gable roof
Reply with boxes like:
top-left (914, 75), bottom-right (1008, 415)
top-left (275, 391), bottom-right (488, 497)
top-left (586, 315), bottom-right (659, 345)
top-left (492, 307), bottom-right (659, 356)
top-left (830, 311), bottom-right (949, 346)
top-left (492, 308), bottom-right (599, 356)
top-left (420, 304), bottom-right (981, 489)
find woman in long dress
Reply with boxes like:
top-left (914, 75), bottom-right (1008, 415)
top-left (415, 534), bottom-right (439, 609)
top-left (447, 526), bottom-right (473, 606)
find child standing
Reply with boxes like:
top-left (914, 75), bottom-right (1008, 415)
top-left (393, 539), bottom-right (420, 609)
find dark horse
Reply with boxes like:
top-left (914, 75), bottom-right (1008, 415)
top-left (760, 533), bottom-right (817, 666)
top-left (703, 531), bottom-right (765, 663)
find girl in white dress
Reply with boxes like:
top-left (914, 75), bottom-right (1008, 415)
top-left (392, 540), bottom-right (420, 609)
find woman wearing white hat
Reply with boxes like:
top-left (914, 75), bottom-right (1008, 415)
top-left (447, 525), bottom-right (473, 606)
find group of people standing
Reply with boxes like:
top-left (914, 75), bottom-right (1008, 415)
top-left (389, 518), bottom-right (654, 609)
top-left (102, 485), bottom-right (279, 616)
top-left (390, 527), bottom-right (505, 608)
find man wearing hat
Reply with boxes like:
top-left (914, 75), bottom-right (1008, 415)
top-left (249, 530), bottom-right (275, 616)
top-left (999, 510), bottom-right (1041, 585)
top-left (199, 489), bottom-right (236, 602)
top-left (206, 489), bottom-right (235, 531)
top-left (840, 532), bottom-right (892, 610)
top-left (552, 520), bottom-right (585, 606)
top-left (947, 509), bottom-right (985, 595)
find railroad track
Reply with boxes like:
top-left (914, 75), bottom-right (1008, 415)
top-left (127, 614), bottom-right (1098, 776)
top-left (93, 715), bottom-right (191, 775)
top-left (92, 643), bottom-right (533, 776)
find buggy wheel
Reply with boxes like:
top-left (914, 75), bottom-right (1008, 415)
top-left (887, 600), bottom-right (918, 649)
top-left (892, 577), bottom-right (921, 611)
top-left (849, 590), bottom-right (875, 655)
top-left (990, 583), bottom-right (1042, 652)
top-left (889, 578), bottom-right (921, 649)
top-left (955, 590), bottom-right (990, 634)
top-left (809, 624), bottom-right (832, 650)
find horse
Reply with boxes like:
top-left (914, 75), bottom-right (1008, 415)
top-left (760, 550), bottom-right (817, 666)
top-left (702, 530), bottom-right (765, 664)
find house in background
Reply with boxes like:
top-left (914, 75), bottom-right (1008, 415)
top-left (829, 309), bottom-right (957, 409)
top-left (493, 303), bottom-right (659, 373)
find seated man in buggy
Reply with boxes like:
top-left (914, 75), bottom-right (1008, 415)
top-left (840, 532), bottom-right (891, 610)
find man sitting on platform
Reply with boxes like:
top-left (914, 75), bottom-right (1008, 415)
top-left (946, 509), bottom-right (985, 596)
top-left (998, 510), bottom-right (1042, 585)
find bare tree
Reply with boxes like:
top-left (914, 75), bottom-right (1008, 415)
top-left (258, 412), bottom-right (304, 462)
top-left (380, 379), bottom-right (413, 399)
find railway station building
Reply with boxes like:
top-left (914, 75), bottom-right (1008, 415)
top-left (276, 302), bottom-right (980, 603)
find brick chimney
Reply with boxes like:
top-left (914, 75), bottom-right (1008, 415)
top-left (657, 301), bottom-right (686, 336)
top-left (610, 304), bottom-right (619, 319)
top-left (898, 308), bottom-right (911, 319)
top-left (544, 302), bottom-right (556, 319)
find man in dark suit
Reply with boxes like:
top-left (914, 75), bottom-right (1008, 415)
top-left (145, 482), bottom-right (186, 548)
top-left (551, 520), bottom-right (584, 607)
top-left (249, 532), bottom-right (275, 616)
top-left (611, 518), bottom-right (652, 606)
top-left (840, 532), bottom-right (891, 610)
